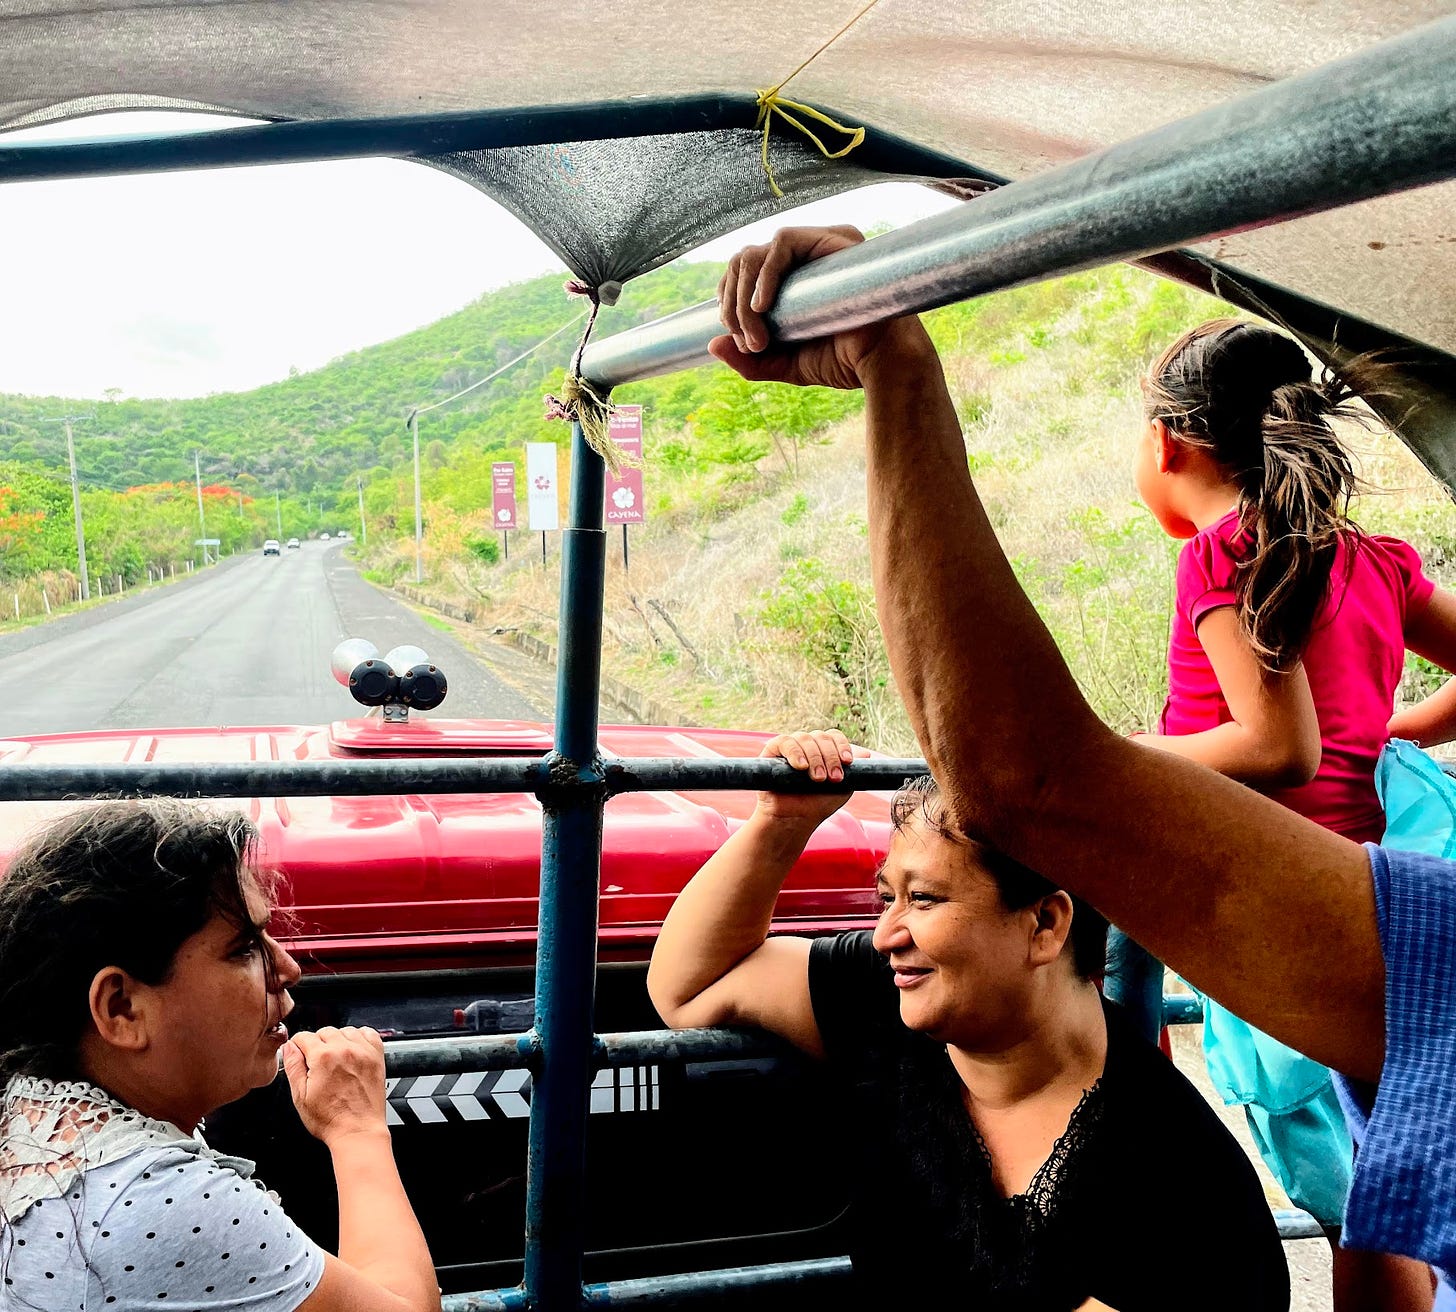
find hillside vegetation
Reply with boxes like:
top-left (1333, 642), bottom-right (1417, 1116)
top-left (361, 266), bottom-right (1456, 748)
top-left (3, 255), bottom-right (1451, 748)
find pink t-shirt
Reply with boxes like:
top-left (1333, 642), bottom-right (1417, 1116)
top-left (1159, 510), bottom-right (1434, 842)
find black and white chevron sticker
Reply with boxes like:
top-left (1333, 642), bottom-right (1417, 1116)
top-left (384, 1066), bottom-right (660, 1126)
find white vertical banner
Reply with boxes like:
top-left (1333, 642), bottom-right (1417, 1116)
top-left (525, 442), bottom-right (560, 532)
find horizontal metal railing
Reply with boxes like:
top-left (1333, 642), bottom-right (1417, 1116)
top-left (382, 1001), bottom-right (1207, 1081)
top-left (579, 14), bottom-right (1456, 390)
top-left (0, 755), bottom-right (928, 802)
top-left (441, 1211), bottom-right (1325, 1310)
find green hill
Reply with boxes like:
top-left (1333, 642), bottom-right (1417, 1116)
top-left (0, 259), bottom-right (724, 496)
top-left (0, 257), bottom-right (761, 588)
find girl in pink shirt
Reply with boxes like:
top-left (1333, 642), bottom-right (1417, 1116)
top-left (1124, 318), bottom-right (1456, 1311)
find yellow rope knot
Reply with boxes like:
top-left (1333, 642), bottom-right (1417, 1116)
top-left (750, 0), bottom-right (879, 197)
top-left (754, 88), bottom-right (866, 198)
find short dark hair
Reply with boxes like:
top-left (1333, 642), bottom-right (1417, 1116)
top-left (0, 800), bottom-right (275, 1087)
top-left (890, 774), bottom-right (1107, 979)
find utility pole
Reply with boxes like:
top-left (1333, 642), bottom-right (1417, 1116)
top-left (409, 410), bottom-right (423, 583)
top-left (275, 490), bottom-right (283, 537)
top-left (357, 477), bottom-right (367, 546)
top-left (64, 419), bottom-right (92, 601)
top-left (40, 414), bottom-right (92, 601)
top-left (193, 451), bottom-right (208, 563)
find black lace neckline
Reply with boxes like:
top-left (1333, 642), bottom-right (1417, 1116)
top-left (960, 1074), bottom-right (1107, 1219)
top-left (868, 1028), bottom-right (1114, 1304)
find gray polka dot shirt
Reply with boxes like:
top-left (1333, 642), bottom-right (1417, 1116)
top-left (3, 1143), bottom-right (323, 1311)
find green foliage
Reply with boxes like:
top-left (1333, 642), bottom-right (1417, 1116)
top-left (466, 535), bottom-right (501, 565)
top-left (687, 375), bottom-right (860, 479)
top-left (756, 558), bottom-right (885, 738)
top-left (1035, 507), bottom-right (1179, 734)
top-left (780, 493), bottom-right (810, 527)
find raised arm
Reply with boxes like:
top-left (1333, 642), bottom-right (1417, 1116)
top-left (647, 729), bottom-right (857, 1058)
top-left (711, 227), bottom-right (1386, 1082)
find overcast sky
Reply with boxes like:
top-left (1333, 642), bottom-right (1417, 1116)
top-left (0, 112), bottom-right (957, 401)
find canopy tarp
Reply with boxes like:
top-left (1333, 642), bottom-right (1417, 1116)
top-left (1, 1), bottom-right (1453, 405)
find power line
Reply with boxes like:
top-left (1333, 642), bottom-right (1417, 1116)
top-left (412, 312), bottom-right (587, 417)
top-left (401, 308), bottom-right (587, 585)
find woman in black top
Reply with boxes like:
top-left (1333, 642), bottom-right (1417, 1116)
top-left (648, 730), bottom-right (1288, 1311)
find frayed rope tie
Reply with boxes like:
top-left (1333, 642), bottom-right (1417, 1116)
top-left (543, 279), bottom-right (636, 476)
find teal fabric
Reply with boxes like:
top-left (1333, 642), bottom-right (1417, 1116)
top-left (1200, 998), bottom-right (1353, 1226)
top-left (1377, 737), bottom-right (1456, 858)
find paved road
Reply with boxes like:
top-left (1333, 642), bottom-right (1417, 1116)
top-left (0, 542), bottom-right (545, 737)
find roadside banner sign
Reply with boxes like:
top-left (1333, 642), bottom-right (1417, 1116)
top-left (604, 405), bottom-right (645, 525)
top-left (492, 462), bottom-right (518, 528)
top-left (525, 443), bottom-right (559, 532)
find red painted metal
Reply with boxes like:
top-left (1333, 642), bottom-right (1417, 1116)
top-left (0, 719), bottom-right (889, 973)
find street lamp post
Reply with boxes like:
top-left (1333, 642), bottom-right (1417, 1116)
top-left (193, 451), bottom-right (209, 563)
top-left (39, 414), bottom-right (92, 601)
top-left (409, 410), bottom-right (423, 583)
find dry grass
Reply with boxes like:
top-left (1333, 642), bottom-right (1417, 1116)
top-left (395, 268), bottom-right (1456, 748)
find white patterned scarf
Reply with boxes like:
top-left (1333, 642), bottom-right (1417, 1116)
top-left (0, 1075), bottom-right (262, 1224)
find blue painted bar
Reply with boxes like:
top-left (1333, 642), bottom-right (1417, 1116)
top-left (581, 1257), bottom-right (852, 1307)
top-left (0, 755), bottom-right (929, 802)
top-left (1162, 993), bottom-right (1205, 1026)
top-left (442, 1286), bottom-right (530, 1312)
top-left (524, 420), bottom-right (611, 1312)
top-left (0, 95), bottom-right (749, 183)
top-left (384, 1026), bottom-right (788, 1078)
top-left (444, 1212), bottom-right (1324, 1310)
top-left (384, 1030), bottom-right (542, 1077)
top-left (385, 998), bottom-right (1200, 1080)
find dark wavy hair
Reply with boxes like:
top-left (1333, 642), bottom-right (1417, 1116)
top-left (890, 775), bottom-right (1107, 979)
top-left (1144, 319), bottom-right (1388, 669)
top-left (0, 799), bottom-right (278, 1088)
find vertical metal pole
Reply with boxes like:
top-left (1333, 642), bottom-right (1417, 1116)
top-left (622, 524), bottom-right (629, 574)
top-left (525, 419), bottom-right (607, 1312)
top-left (193, 451), bottom-right (208, 563)
top-left (541, 531), bottom-right (546, 566)
top-left (64, 419), bottom-right (90, 601)
top-left (503, 531), bottom-right (509, 563)
top-left (410, 411), bottom-right (424, 583)
top-left (357, 477), bottom-right (367, 545)
top-left (275, 490), bottom-right (283, 537)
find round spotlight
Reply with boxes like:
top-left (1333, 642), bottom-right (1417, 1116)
top-left (399, 663), bottom-right (448, 711)
top-left (348, 658), bottom-right (398, 707)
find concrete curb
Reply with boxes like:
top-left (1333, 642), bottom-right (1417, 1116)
top-left (392, 582), bottom-right (697, 728)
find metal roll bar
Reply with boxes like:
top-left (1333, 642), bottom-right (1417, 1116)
top-left (580, 14), bottom-right (1456, 391)
top-left (0, 756), bottom-right (927, 802)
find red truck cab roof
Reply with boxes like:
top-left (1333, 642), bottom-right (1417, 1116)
top-left (0, 719), bottom-right (892, 972)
